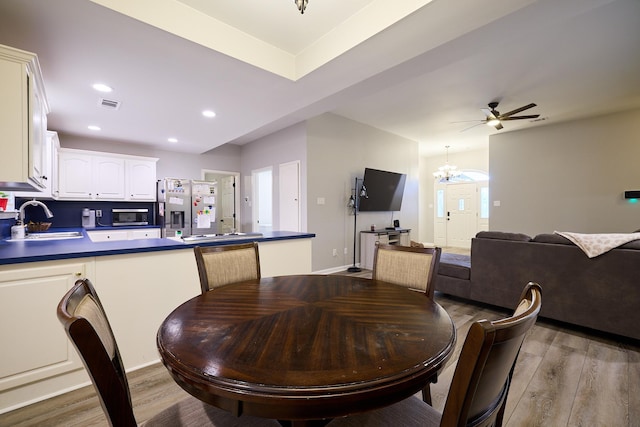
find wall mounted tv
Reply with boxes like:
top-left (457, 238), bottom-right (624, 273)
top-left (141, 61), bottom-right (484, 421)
top-left (358, 168), bottom-right (407, 212)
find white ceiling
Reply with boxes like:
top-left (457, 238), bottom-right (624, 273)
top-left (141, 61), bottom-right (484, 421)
top-left (0, 0), bottom-right (638, 158)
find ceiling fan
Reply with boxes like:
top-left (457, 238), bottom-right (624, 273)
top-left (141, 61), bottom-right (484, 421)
top-left (459, 101), bottom-right (540, 131)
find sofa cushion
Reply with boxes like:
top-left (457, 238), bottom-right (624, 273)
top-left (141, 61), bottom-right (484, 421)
top-left (475, 231), bottom-right (532, 242)
top-left (532, 233), bottom-right (574, 245)
top-left (620, 239), bottom-right (640, 250)
top-left (439, 253), bottom-right (471, 280)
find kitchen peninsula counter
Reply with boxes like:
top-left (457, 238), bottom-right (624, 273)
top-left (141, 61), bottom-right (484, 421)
top-left (0, 229), bottom-right (314, 413)
top-left (0, 228), bottom-right (315, 265)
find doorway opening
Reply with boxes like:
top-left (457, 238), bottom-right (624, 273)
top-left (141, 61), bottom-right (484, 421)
top-left (252, 167), bottom-right (273, 233)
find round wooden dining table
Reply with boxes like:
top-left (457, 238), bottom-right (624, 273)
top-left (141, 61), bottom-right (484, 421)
top-left (157, 274), bottom-right (456, 425)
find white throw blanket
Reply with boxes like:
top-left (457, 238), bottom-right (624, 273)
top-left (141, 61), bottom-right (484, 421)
top-left (554, 231), bottom-right (640, 258)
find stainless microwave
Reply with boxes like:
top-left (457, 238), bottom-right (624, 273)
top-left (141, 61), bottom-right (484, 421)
top-left (112, 209), bottom-right (149, 226)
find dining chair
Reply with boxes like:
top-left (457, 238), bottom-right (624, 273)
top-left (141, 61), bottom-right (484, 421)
top-left (372, 243), bottom-right (442, 404)
top-left (194, 242), bottom-right (261, 294)
top-left (57, 278), bottom-right (279, 427)
top-left (372, 243), bottom-right (442, 299)
top-left (327, 282), bottom-right (542, 427)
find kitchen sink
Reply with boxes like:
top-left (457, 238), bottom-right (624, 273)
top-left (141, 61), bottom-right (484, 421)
top-left (7, 231), bottom-right (84, 242)
top-left (181, 232), bottom-right (262, 243)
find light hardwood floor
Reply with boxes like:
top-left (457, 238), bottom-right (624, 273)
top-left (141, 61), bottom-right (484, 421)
top-left (2, 267), bottom-right (638, 426)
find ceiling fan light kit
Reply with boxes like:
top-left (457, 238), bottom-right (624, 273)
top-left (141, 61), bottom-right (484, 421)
top-left (295, 0), bottom-right (308, 14)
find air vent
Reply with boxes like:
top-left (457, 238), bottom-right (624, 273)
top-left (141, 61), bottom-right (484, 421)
top-left (98, 97), bottom-right (121, 110)
top-left (531, 117), bottom-right (548, 123)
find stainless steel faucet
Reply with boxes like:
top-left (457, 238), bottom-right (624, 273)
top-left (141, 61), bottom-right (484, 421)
top-left (18, 199), bottom-right (54, 223)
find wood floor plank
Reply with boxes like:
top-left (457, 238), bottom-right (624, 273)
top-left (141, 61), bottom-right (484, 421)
top-left (567, 340), bottom-right (629, 426)
top-left (629, 342), bottom-right (640, 427)
top-left (506, 344), bottom-right (586, 426)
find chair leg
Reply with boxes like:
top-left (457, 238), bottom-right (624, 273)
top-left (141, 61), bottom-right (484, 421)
top-left (422, 384), bottom-right (432, 405)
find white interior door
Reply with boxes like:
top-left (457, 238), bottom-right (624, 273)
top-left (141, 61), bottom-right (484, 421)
top-left (434, 183), bottom-right (447, 246)
top-left (279, 161), bottom-right (300, 232)
top-left (220, 175), bottom-right (236, 232)
top-left (446, 183), bottom-right (477, 249)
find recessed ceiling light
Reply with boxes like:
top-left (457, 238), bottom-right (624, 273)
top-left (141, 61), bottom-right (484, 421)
top-left (168, 137), bottom-right (178, 143)
top-left (92, 83), bottom-right (113, 93)
top-left (88, 125), bottom-right (101, 131)
top-left (202, 110), bottom-right (216, 118)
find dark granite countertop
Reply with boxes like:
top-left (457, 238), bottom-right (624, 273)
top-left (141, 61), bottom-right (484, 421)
top-left (0, 228), bottom-right (315, 265)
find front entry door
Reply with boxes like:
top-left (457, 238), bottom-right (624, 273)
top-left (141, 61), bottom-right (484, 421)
top-left (446, 183), bottom-right (477, 249)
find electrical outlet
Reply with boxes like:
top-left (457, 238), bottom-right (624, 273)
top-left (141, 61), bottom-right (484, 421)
top-left (96, 210), bottom-right (102, 218)
top-left (332, 248), bottom-right (337, 256)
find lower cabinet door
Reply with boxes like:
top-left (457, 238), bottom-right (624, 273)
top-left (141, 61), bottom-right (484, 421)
top-left (0, 261), bottom-right (89, 392)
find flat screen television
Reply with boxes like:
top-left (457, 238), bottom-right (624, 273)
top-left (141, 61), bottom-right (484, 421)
top-left (358, 168), bottom-right (407, 212)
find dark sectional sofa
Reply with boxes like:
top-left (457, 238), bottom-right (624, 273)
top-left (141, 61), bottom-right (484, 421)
top-left (436, 231), bottom-right (640, 341)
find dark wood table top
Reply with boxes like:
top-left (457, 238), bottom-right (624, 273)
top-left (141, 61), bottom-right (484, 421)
top-left (157, 274), bottom-right (456, 423)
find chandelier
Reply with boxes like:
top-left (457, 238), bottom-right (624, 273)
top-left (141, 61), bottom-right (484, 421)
top-left (433, 146), bottom-right (462, 182)
top-left (295, 0), bottom-right (308, 14)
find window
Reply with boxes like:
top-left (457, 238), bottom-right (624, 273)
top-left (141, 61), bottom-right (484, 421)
top-left (436, 189), bottom-right (444, 218)
top-left (480, 186), bottom-right (489, 219)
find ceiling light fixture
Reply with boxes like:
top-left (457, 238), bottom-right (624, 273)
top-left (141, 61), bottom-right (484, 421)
top-left (88, 125), bottom-right (101, 131)
top-left (168, 138), bottom-right (178, 143)
top-left (486, 118), bottom-right (501, 127)
top-left (294, 0), bottom-right (308, 14)
top-left (202, 110), bottom-right (216, 118)
top-left (433, 145), bottom-right (462, 182)
top-left (92, 83), bottom-right (113, 93)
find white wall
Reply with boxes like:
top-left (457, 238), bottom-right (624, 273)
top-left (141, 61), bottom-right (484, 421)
top-left (489, 108), bottom-right (640, 235)
top-left (307, 113), bottom-right (419, 271)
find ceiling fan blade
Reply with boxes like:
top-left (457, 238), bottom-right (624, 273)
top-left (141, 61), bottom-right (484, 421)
top-left (499, 103), bottom-right (536, 118)
top-left (460, 122), bottom-right (484, 132)
top-left (450, 119), bottom-right (484, 123)
top-left (500, 114), bottom-right (540, 121)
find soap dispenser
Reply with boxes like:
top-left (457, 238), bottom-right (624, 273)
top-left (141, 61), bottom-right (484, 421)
top-left (11, 220), bottom-right (25, 240)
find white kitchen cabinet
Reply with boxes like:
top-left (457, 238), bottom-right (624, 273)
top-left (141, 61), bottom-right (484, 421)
top-left (88, 228), bottom-right (160, 242)
top-left (0, 259), bottom-right (92, 393)
top-left (57, 150), bottom-right (93, 199)
top-left (360, 229), bottom-right (411, 270)
top-left (93, 156), bottom-right (126, 200)
top-left (14, 131), bottom-right (60, 199)
top-left (129, 228), bottom-right (161, 239)
top-left (57, 149), bottom-right (157, 201)
top-left (87, 229), bottom-right (129, 242)
top-left (126, 159), bottom-right (157, 201)
top-left (0, 44), bottom-right (50, 191)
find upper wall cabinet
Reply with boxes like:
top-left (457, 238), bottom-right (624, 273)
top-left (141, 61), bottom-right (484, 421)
top-left (13, 131), bottom-right (60, 200)
top-left (0, 44), bottom-right (50, 191)
top-left (57, 149), bottom-right (157, 201)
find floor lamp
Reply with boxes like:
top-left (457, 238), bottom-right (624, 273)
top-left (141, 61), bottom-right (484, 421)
top-left (347, 178), bottom-right (367, 272)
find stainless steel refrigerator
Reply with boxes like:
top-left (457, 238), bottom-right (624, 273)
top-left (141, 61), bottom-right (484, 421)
top-left (157, 178), bottom-right (190, 237)
top-left (157, 178), bottom-right (218, 237)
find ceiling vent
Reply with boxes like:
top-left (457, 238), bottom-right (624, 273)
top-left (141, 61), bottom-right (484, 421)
top-left (98, 97), bottom-right (121, 110)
